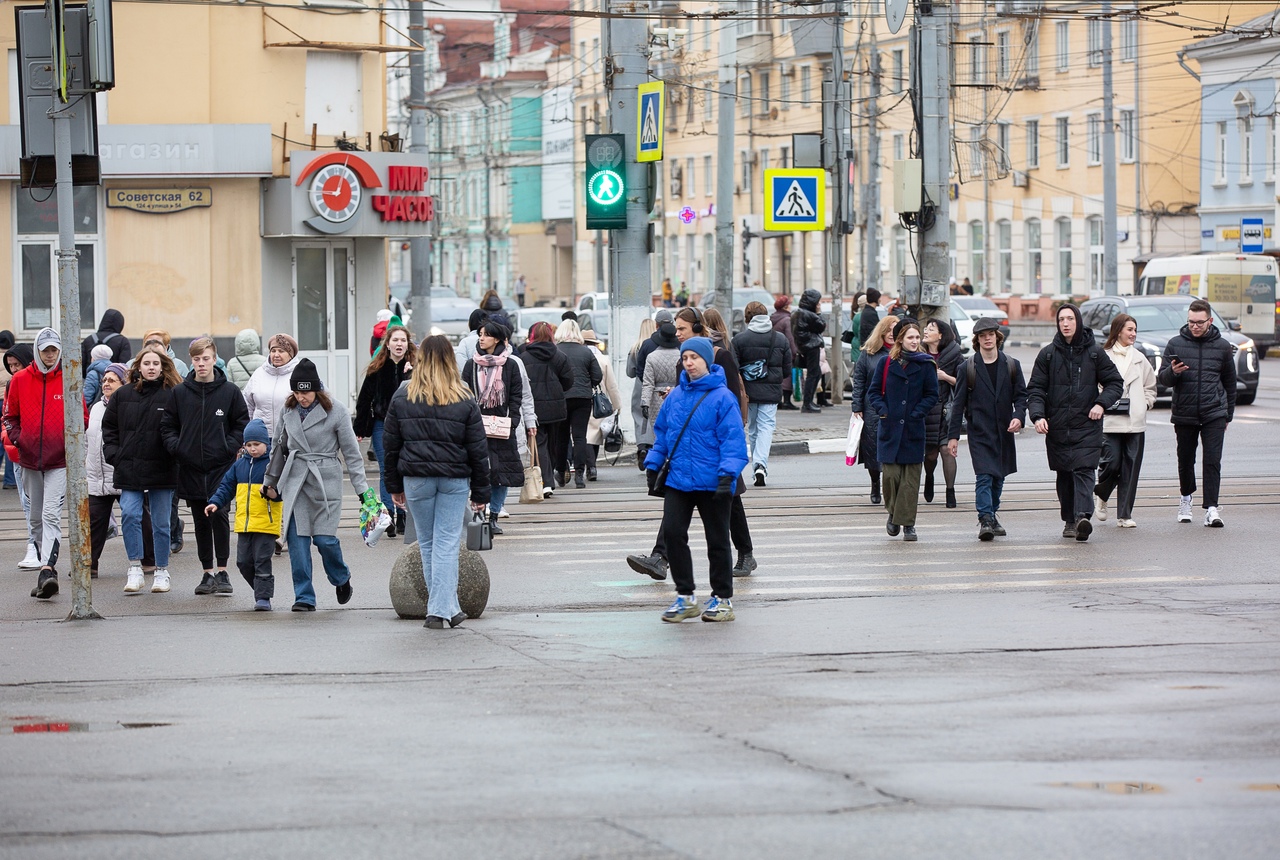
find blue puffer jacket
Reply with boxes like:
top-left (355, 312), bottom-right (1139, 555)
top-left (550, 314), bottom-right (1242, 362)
top-left (867, 351), bottom-right (940, 465)
top-left (644, 364), bottom-right (749, 493)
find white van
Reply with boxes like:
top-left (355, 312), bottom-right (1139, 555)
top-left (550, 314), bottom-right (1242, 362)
top-left (1135, 254), bottom-right (1278, 349)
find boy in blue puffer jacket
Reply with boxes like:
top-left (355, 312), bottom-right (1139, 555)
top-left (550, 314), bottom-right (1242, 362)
top-left (205, 419), bottom-right (281, 611)
top-left (644, 337), bottom-right (748, 624)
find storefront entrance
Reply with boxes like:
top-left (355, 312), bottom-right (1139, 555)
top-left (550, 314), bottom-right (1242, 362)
top-left (292, 241), bottom-right (356, 402)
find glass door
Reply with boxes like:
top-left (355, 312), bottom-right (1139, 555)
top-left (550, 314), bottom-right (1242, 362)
top-left (292, 241), bottom-right (355, 407)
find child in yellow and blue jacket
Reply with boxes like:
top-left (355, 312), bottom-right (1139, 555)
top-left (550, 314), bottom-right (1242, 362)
top-left (206, 419), bottom-right (281, 611)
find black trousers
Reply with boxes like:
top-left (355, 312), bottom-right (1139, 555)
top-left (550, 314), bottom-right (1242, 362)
top-left (1055, 468), bottom-right (1097, 522)
top-left (1096, 432), bottom-right (1146, 520)
top-left (661, 488), bottom-right (734, 599)
top-left (188, 500), bottom-right (230, 569)
top-left (1175, 419), bottom-right (1226, 508)
top-left (555, 398), bottom-right (592, 476)
top-left (654, 492), bottom-right (751, 556)
top-left (535, 422), bottom-right (558, 488)
top-left (801, 347), bottom-right (822, 406)
top-left (89, 494), bottom-right (153, 573)
top-left (236, 531), bottom-right (276, 601)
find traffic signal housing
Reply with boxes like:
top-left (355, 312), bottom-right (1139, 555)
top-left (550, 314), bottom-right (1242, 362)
top-left (585, 133), bottom-right (628, 230)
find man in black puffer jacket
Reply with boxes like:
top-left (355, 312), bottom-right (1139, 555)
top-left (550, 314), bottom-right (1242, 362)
top-left (793, 288), bottom-right (827, 413)
top-left (1158, 298), bottom-right (1236, 527)
top-left (732, 301), bottom-right (792, 485)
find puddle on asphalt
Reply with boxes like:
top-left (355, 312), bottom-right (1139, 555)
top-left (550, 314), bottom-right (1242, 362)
top-left (1049, 781), bottom-right (1165, 794)
top-left (8, 719), bottom-right (171, 734)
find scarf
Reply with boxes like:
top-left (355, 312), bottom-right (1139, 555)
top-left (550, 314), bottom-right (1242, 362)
top-left (1108, 343), bottom-right (1134, 379)
top-left (473, 352), bottom-right (508, 408)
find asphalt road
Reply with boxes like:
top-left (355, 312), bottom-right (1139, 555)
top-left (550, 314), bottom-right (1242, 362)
top-left (1, 346), bottom-right (1277, 858)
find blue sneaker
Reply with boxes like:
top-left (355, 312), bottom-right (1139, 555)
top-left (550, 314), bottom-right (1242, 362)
top-left (254, 599), bottom-right (272, 612)
top-left (661, 594), bottom-right (700, 623)
top-left (700, 595), bottom-right (735, 622)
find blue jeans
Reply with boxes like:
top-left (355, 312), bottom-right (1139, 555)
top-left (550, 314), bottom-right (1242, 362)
top-left (974, 474), bottom-right (1005, 519)
top-left (286, 516), bottom-right (351, 607)
top-left (121, 489), bottom-right (174, 567)
top-left (489, 485), bottom-right (509, 515)
top-left (746, 402), bottom-right (778, 470)
top-left (403, 476), bottom-right (469, 620)
top-left (370, 420), bottom-right (395, 514)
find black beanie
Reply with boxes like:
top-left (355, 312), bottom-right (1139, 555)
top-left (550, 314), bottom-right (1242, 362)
top-left (290, 358), bottom-right (323, 392)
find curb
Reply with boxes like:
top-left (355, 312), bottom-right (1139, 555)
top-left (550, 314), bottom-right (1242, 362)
top-left (772, 438), bottom-right (847, 456)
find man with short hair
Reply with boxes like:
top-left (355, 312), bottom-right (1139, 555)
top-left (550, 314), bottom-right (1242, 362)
top-left (1159, 299), bottom-right (1236, 527)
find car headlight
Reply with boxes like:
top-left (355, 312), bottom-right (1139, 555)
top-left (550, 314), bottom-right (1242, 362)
top-left (1239, 338), bottom-right (1256, 352)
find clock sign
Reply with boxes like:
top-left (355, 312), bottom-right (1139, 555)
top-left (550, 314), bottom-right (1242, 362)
top-left (295, 153), bottom-right (434, 234)
top-left (309, 163), bottom-right (363, 223)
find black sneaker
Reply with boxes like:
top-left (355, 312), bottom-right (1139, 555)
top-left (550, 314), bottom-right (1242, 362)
top-left (1062, 522), bottom-right (1077, 539)
top-left (978, 517), bottom-right (995, 542)
top-left (732, 552), bottom-right (757, 577)
top-left (336, 581), bottom-right (353, 605)
top-left (448, 612), bottom-right (466, 628)
top-left (424, 615), bottom-right (445, 629)
top-left (291, 602), bottom-right (316, 612)
top-left (902, 526), bottom-right (918, 542)
top-left (753, 465), bottom-right (766, 487)
top-left (1074, 517), bottom-right (1093, 542)
top-left (991, 517), bottom-right (1006, 537)
top-left (586, 467), bottom-right (598, 482)
top-left (886, 516), bottom-right (900, 537)
top-left (31, 568), bottom-right (58, 600)
top-left (626, 553), bottom-right (668, 581)
top-left (194, 573), bottom-right (216, 595)
top-left (213, 571), bottom-right (234, 595)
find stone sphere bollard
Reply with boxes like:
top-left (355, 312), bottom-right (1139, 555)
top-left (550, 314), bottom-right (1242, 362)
top-left (389, 543), bottom-right (490, 620)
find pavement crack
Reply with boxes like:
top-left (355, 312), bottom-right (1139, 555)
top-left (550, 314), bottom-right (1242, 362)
top-left (597, 818), bottom-right (694, 858)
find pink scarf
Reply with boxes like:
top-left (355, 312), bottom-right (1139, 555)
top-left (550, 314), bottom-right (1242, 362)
top-left (473, 352), bottom-right (508, 408)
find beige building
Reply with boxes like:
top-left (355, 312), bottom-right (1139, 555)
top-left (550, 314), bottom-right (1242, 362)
top-left (0, 3), bottom-right (425, 403)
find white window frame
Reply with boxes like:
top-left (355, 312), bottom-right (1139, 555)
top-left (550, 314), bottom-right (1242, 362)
top-left (892, 48), bottom-right (905, 91)
top-left (1056, 115), bottom-right (1070, 168)
top-left (800, 65), bottom-right (811, 102)
top-left (893, 133), bottom-right (905, 162)
top-left (1086, 113), bottom-right (1102, 166)
top-left (997, 220), bottom-right (1012, 293)
top-left (686, 156), bottom-right (696, 197)
top-left (1026, 118), bottom-right (1040, 169)
top-left (1120, 14), bottom-right (1137, 62)
top-left (1268, 114), bottom-right (1277, 183)
top-left (970, 126), bottom-right (984, 178)
top-left (739, 75), bottom-right (752, 117)
top-left (737, 0), bottom-right (769, 37)
top-left (969, 220), bottom-right (985, 289)
top-left (1087, 18), bottom-right (1104, 67)
top-left (1024, 22), bottom-right (1039, 76)
top-left (1088, 216), bottom-right (1104, 293)
top-left (14, 188), bottom-right (105, 335)
top-left (996, 121), bottom-right (1010, 171)
top-left (996, 30), bottom-right (1011, 82)
top-left (1055, 217), bottom-right (1073, 293)
top-left (1119, 108), bottom-right (1136, 162)
top-left (779, 65), bottom-right (791, 108)
top-left (704, 78), bottom-right (715, 121)
top-left (704, 155), bottom-right (714, 196)
top-left (740, 149), bottom-right (751, 193)
top-left (1056, 21), bottom-right (1069, 72)
top-left (1026, 218), bottom-right (1043, 294)
top-left (1240, 115), bottom-right (1255, 185)
top-left (1215, 120), bottom-right (1228, 185)
top-left (969, 34), bottom-right (985, 84)
top-left (757, 70), bottom-right (771, 116)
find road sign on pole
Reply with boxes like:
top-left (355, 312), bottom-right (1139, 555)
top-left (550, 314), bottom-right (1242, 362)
top-left (636, 81), bottom-right (664, 163)
top-left (764, 168), bottom-right (825, 231)
top-left (1241, 217), bottom-right (1265, 254)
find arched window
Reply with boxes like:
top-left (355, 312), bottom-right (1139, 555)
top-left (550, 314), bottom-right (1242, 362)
top-left (1087, 216), bottom-right (1104, 293)
top-left (969, 220), bottom-right (985, 289)
top-left (1025, 218), bottom-right (1042, 294)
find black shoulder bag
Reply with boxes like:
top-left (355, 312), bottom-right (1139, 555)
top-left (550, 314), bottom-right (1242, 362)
top-left (648, 392), bottom-right (711, 498)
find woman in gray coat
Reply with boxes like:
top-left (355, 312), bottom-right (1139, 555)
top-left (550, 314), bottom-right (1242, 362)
top-left (263, 359), bottom-right (374, 612)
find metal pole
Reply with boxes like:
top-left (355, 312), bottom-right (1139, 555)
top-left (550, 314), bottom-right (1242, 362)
top-left (713, 1), bottom-right (736, 303)
top-left (1133, 9), bottom-right (1142, 257)
top-left (866, 21), bottom-right (880, 296)
top-left (828, 2), bottom-right (846, 404)
top-left (1101, 1), bottom-right (1119, 295)
top-left (408, 0), bottom-right (432, 335)
top-left (917, 0), bottom-right (952, 324)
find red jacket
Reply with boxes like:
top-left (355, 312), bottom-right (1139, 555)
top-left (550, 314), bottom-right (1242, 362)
top-left (3, 361), bottom-right (86, 471)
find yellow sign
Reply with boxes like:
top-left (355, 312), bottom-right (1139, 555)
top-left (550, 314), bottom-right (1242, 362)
top-left (1219, 226), bottom-right (1272, 240)
top-left (636, 81), bottom-right (664, 163)
top-left (107, 188), bottom-right (212, 214)
top-left (764, 168), bottom-right (825, 232)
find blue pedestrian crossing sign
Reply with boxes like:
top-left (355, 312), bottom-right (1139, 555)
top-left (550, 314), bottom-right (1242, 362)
top-left (636, 81), bottom-right (664, 163)
top-left (764, 168), bottom-right (825, 231)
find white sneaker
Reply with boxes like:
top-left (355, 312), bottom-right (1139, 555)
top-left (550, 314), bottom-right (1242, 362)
top-left (151, 569), bottom-right (171, 593)
top-left (1095, 495), bottom-right (1108, 522)
top-left (1118, 518), bottom-right (1137, 529)
top-left (1177, 495), bottom-right (1193, 523)
top-left (17, 544), bottom-right (42, 570)
top-left (1204, 506), bottom-right (1224, 528)
top-left (497, 508), bottom-right (510, 519)
top-left (123, 565), bottom-right (145, 593)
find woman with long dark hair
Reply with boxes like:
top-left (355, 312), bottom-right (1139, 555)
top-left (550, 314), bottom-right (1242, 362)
top-left (1094, 313), bottom-right (1158, 528)
top-left (463, 320), bottom-right (525, 533)
top-left (355, 324), bottom-right (415, 537)
top-left (921, 318), bottom-right (964, 508)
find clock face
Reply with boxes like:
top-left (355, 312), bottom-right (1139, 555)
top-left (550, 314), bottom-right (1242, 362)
top-left (308, 164), bottom-right (362, 223)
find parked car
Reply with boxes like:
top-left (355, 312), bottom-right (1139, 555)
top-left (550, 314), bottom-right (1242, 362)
top-left (577, 292), bottom-right (609, 314)
top-left (952, 296), bottom-right (1011, 338)
top-left (387, 283), bottom-right (477, 334)
top-left (699, 288), bottom-right (774, 332)
top-left (948, 301), bottom-right (975, 354)
top-left (1079, 295), bottom-right (1260, 405)
top-left (575, 309), bottom-right (610, 352)
top-left (512, 307), bottom-right (573, 346)
top-left (1136, 253), bottom-right (1278, 351)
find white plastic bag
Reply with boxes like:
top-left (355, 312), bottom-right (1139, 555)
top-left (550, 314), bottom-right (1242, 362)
top-left (845, 413), bottom-right (864, 466)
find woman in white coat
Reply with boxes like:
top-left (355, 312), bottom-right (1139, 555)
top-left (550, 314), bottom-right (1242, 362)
top-left (581, 329), bottom-right (622, 481)
top-left (242, 334), bottom-right (300, 441)
top-left (1093, 313), bottom-right (1158, 528)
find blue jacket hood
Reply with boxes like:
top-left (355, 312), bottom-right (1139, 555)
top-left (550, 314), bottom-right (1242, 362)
top-left (679, 363), bottom-right (728, 392)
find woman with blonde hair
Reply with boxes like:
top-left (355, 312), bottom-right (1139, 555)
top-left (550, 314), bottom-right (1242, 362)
top-left (385, 336), bottom-right (491, 629)
top-left (850, 315), bottom-right (899, 504)
top-left (552, 319), bottom-right (602, 488)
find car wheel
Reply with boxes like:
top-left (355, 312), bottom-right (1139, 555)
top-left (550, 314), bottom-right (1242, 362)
top-left (1237, 388), bottom-right (1257, 406)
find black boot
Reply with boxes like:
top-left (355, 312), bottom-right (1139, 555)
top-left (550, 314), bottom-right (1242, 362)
top-left (869, 472), bottom-right (882, 506)
top-left (31, 567), bottom-right (58, 600)
top-left (489, 510), bottom-right (503, 536)
top-left (396, 510), bottom-right (406, 535)
top-left (924, 469), bottom-right (935, 503)
top-left (779, 398), bottom-right (798, 410)
top-left (978, 516), bottom-right (995, 542)
top-left (801, 401), bottom-right (822, 414)
top-left (385, 513), bottom-right (397, 539)
top-left (945, 487), bottom-right (957, 509)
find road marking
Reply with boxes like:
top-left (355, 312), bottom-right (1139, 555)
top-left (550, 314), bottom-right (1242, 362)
top-left (613, 574), bottom-right (1206, 598)
top-left (594, 565), bottom-right (1168, 587)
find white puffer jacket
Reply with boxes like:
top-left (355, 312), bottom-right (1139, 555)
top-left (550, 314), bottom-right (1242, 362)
top-left (1101, 344), bottom-right (1158, 434)
top-left (86, 400), bottom-right (118, 497)
top-left (242, 355), bottom-right (301, 442)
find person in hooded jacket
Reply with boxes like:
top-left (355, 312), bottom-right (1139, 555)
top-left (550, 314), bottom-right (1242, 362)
top-left (1027, 304), bottom-right (1125, 541)
top-left (921, 318), bottom-right (965, 508)
top-left (82, 343), bottom-right (114, 407)
top-left (103, 350), bottom-right (181, 592)
top-left (732, 301), bottom-right (792, 486)
top-left (582, 330), bottom-right (622, 481)
top-left (464, 321), bottom-right (526, 532)
top-left (868, 320), bottom-right (940, 541)
top-left (0, 332), bottom-right (17, 490)
top-left (370, 309), bottom-right (393, 357)
top-left (770, 296), bottom-right (800, 409)
top-left (852, 315), bottom-right (898, 505)
top-left (859, 288), bottom-right (883, 345)
top-left (80, 308), bottom-right (131, 375)
top-left (643, 337), bottom-right (749, 624)
top-left (480, 289), bottom-right (512, 331)
top-left (242, 334), bottom-right (301, 442)
top-left (161, 337), bottom-right (251, 593)
top-left (640, 320), bottom-right (683, 442)
top-left (3, 344), bottom-right (36, 563)
top-left (516, 321), bottom-right (575, 495)
top-left (793, 288), bottom-right (828, 412)
top-left (552, 320), bottom-right (603, 489)
top-left (355, 324), bottom-right (415, 536)
top-left (227, 329), bottom-right (266, 390)
top-left (88, 363), bottom-right (156, 580)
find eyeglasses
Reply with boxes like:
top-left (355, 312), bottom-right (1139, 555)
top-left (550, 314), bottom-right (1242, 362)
top-left (1187, 318), bottom-right (1211, 328)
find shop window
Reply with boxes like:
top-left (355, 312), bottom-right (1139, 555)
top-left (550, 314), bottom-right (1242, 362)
top-left (15, 187), bottom-right (100, 332)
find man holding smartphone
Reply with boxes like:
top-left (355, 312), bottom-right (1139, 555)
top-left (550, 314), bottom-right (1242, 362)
top-left (1158, 299), bottom-right (1236, 527)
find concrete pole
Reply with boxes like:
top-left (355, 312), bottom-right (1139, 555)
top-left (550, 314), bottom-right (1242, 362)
top-left (827, 3), bottom-right (846, 404)
top-left (52, 102), bottom-right (98, 621)
top-left (605, 0), bottom-right (652, 437)
top-left (917, 0), bottom-right (951, 325)
top-left (713, 1), bottom-right (736, 304)
top-left (866, 25), bottom-right (880, 296)
top-left (1101, 2), bottom-right (1119, 295)
top-left (1133, 10), bottom-right (1142, 257)
top-left (407, 1), bottom-right (432, 335)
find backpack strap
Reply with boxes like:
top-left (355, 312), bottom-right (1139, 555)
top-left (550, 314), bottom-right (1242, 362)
top-left (966, 355), bottom-right (1017, 390)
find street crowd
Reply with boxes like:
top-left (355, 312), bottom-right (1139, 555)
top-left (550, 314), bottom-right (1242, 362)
top-left (1, 289), bottom-right (1237, 626)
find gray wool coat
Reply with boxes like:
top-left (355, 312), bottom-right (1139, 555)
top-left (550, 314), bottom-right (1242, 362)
top-left (264, 400), bottom-right (369, 537)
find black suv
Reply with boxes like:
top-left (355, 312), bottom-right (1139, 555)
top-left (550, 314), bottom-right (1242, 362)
top-left (1079, 295), bottom-right (1260, 405)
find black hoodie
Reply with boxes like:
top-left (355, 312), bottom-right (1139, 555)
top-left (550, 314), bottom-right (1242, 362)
top-left (794, 289), bottom-right (827, 353)
top-left (516, 339), bottom-right (576, 423)
top-left (80, 309), bottom-right (131, 375)
top-left (160, 366), bottom-right (251, 501)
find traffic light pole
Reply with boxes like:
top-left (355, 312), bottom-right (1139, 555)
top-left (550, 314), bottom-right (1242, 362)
top-left (408, 0), bottom-right (432, 335)
top-left (712, 1), bottom-right (735, 303)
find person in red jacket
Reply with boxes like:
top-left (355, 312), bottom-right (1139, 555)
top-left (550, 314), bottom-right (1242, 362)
top-left (3, 327), bottom-right (82, 599)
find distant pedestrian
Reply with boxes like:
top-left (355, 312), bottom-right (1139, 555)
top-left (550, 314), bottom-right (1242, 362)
top-left (138, 329), bottom-right (189, 379)
top-left (1027, 304), bottom-right (1125, 541)
top-left (921, 318), bottom-right (964, 508)
top-left (793, 289), bottom-right (827, 413)
top-left (102, 351), bottom-right (179, 592)
top-left (868, 320), bottom-right (939, 542)
top-left (947, 319), bottom-right (1028, 540)
top-left (242, 333), bottom-right (300, 443)
top-left (851, 315), bottom-right (899, 505)
top-left (227, 329), bottom-right (267, 391)
top-left (262, 359), bottom-right (372, 612)
top-left (732, 301), bottom-right (792, 486)
top-left (771, 295), bottom-right (799, 409)
top-left (516, 321), bottom-right (574, 496)
top-left (661, 277), bottom-right (673, 307)
top-left (80, 309), bottom-right (131, 376)
top-left (88, 363), bottom-right (155, 581)
top-left (454, 309), bottom-right (488, 370)
top-left (355, 324), bottom-right (415, 537)
top-left (960, 277), bottom-right (975, 296)
top-left (581, 329), bottom-right (621, 482)
top-left (0, 335), bottom-right (18, 491)
top-left (463, 321), bottom-right (527, 532)
top-left (384, 336), bottom-right (491, 629)
top-left (1092, 314), bottom-right (1158, 529)
top-left (626, 317), bottom-right (659, 471)
top-left (643, 337), bottom-right (748, 623)
top-left (514, 273), bottom-right (527, 308)
top-left (859, 288), bottom-right (882, 345)
top-left (83, 343), bottom-right (114, 407)
top-left (674, 286), bottom-right (689, 307)
top-left (370, 309), bottom-right (393, 357)
top-left (480, 289), bottom-right (511, 330)
top-left (552, 320), bottom-right (602, 489)
top-left (1158, 299), bottom-right (1236, 527)
top-left (205, 418), bottom-right (281, 611)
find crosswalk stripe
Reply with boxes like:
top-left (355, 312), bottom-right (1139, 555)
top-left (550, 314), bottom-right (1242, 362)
top-left (613, 574), bottom-right (1205, 598)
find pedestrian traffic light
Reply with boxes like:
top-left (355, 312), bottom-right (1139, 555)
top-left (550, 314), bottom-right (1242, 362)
top-left (585, 134), bottom-right (627, 230)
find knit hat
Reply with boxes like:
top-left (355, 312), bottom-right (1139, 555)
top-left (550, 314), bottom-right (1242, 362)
top-left (243, 418), bottom-right (271, 446)
top-left (774, 295), bottom-right (792, 312)
top-left (290, 358), bottom-right (323, 392)
top-left (105, 362), bottom-right (130, 384)
top-left (468, 309), bottom-right (487, 332)
top-left (892, 317), bottom-right (920, 341)
top-left (680, 336), bottom-right (715, 369)
top-left (376, 309), bottom-right (393, 323)
top-left (0, 330), bottom-right (14, 351)
top-left (268, 333), bottom-right (298, 358)
top-left (90, 343), bottom-right (112, 362)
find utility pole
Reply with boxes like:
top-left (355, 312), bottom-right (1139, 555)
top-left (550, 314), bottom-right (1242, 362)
top-left (1101, 1), bottom-right (1119, 295)
top-left (916, 0), bottom-right (952, 324)
top-left (408, 1), bottom-right (432, 334)
top-left (713, 1), bottom-right (736, 305)
top-left (1133, 8), bottom-right (1142, 257)
top-left (865, 21), bottom-right (881, 297)
top-left (827, 2), bottom-right (847, 404)
top-left (604, 0), bottom-right (652, 433)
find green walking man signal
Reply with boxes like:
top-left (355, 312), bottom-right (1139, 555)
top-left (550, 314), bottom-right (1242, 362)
top-left (585, 133), bottom-right (627, 230)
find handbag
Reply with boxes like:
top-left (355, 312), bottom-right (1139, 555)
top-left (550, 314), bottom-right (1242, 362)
top-left (465, 510), bottom-right (492, 551)
top-left (591, 385), bottom-right (614, 419)
top-left (1105, 397), bottom-right (1131, 415)
top-left (649, 391), bottom-right (711, 498)
top-left (481, 413), bottom-right (512, 439)
top-left (520, 445), bottom-right (544, 504)
top-left (844, 412), bottom-right (864, 466)
top-left (601, 413), bottom-right (623, 453)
